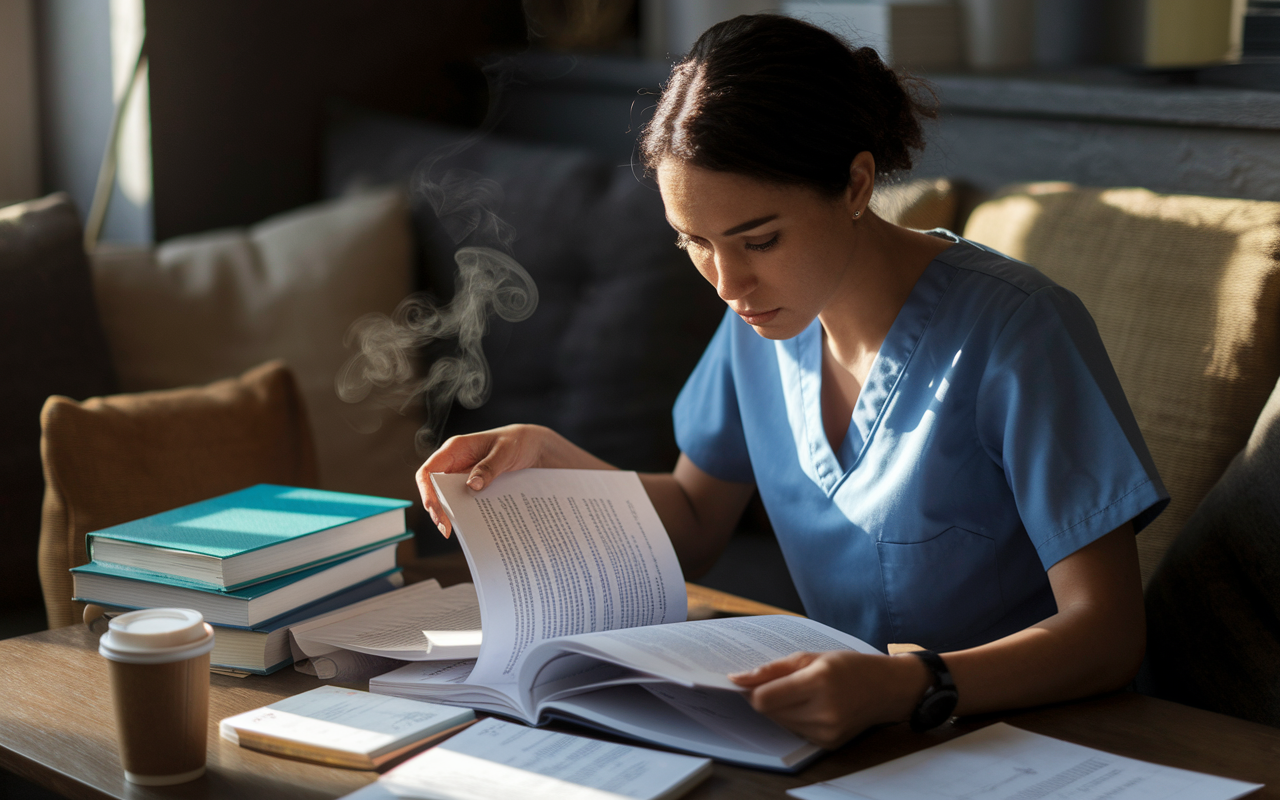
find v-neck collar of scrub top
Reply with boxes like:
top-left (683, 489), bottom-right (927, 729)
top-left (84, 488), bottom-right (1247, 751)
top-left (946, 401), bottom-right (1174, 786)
top-left (774, 238), bottom-right (966, 497)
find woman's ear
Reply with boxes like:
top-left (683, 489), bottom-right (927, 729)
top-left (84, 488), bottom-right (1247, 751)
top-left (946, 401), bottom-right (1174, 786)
top-left (845, 152), bottom-right (876, 219)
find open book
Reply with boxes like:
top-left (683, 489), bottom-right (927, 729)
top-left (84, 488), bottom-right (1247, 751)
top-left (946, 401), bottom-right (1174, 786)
top-left (370, 469), bottom-right (880, 771)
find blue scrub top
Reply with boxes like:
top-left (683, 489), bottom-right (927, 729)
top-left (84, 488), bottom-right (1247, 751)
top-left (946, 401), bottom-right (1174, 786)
top-left (674, 237), bottom-right (1169, 652)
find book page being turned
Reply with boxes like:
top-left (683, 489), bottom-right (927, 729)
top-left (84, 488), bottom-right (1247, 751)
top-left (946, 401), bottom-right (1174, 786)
top-left (432, 470), bottom-right (686, 686)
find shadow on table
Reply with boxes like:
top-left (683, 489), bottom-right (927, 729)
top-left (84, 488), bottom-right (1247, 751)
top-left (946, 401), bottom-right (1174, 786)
top-left (1, 769), bottom-right (62, 800)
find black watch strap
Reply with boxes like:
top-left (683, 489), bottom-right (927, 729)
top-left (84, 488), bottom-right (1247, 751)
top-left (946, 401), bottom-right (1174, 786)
top-left (909, 650), bottom-right (958, 732)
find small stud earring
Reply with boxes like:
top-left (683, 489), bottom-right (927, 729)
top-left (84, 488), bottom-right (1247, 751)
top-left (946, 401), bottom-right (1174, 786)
top-left (853, 210), bottom-right (862, 219)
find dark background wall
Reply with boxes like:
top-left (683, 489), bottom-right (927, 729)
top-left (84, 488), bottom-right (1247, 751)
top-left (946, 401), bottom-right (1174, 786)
top-left (143, 0), bottom-right (527, 240)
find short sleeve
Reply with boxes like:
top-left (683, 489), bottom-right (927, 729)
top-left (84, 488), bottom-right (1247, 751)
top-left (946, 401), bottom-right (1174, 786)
top-left (673, 311), bottom-right (755, 483)
top-left (976, 286), bottom-right (1169, 569)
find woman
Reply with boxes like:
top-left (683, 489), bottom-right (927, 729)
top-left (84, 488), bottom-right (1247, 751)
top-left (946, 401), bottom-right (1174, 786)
top-left (417, 14), bottom-right (1168, 749)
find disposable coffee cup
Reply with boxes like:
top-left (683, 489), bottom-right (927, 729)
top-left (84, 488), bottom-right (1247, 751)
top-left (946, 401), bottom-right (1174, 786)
top-left (98, 608), bottom-right (215, 785)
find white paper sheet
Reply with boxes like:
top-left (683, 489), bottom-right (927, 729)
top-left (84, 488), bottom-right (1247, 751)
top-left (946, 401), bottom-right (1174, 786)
top-left (788, 722), bottom-right (1263, 800)
top-left (360, 717), bottom-right (711, 800)
top-left (290, 579), bottom-right (482, 661)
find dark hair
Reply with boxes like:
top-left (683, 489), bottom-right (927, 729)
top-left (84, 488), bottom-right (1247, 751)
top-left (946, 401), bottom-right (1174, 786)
top-left (640, 14), bottom-right (936, 196)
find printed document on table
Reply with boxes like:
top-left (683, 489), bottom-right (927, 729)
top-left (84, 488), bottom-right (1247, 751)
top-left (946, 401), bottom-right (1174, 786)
top-left (338, 717), bottom-right (712, 800)
top-left (788, 723), bottom-right (1263, 800)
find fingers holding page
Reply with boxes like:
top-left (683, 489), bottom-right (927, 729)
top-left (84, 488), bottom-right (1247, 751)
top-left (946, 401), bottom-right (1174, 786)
top-left (415, 460), bottom-right (453, 538)
top-left (729, 651), bottom-right (817, 688)
top-left (415, 425), bottom-right (548, 537)
top-left (730, 650), bottom-right (905, 750)
top-left (416, 433), bottom-right (495, 537)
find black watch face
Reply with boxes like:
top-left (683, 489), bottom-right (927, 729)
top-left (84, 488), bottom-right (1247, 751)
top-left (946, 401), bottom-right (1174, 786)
top-left (916, 688), bottom-right (959, 730)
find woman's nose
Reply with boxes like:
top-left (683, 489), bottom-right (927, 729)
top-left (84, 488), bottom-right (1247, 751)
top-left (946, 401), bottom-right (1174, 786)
top-left (714, 251), bottom-right (756, 302)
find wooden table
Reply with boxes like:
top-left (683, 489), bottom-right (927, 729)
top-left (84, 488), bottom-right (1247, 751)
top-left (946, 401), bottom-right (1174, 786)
top-left (2, 586), bottom-right (1278, 800)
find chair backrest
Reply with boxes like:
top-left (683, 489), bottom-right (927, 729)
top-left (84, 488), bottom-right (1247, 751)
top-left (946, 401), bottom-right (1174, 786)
top-left (964, 185), bottom-right (1280, 583)
top-left (0, 193), bottom-right (118, 607)
top-left (38, 360), bottom-right (319, 629)
top-left (1141, 373), bottom-right (1280, 725)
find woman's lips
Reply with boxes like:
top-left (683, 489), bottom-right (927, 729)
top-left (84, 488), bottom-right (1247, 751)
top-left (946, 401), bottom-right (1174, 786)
top-left (738, 308), bottom-right (780, 325)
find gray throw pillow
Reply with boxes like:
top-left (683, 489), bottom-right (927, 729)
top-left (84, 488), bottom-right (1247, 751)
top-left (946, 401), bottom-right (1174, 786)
top-left (1142, 374), bottom-right (1280, 726)
top-left (324, 112), bottom-right (724, 474)
top-left (0, 193), bottom-right (117, 605)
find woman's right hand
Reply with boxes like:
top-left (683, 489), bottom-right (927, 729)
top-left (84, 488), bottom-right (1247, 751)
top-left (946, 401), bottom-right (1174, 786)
top-left (415, 424), bottom-right (549, 537)
top-left (416, 424), bottom-right (610, 537)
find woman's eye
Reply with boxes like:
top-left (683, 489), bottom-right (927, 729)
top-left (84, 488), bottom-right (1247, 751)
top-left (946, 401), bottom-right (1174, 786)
top-left (745, 234), bottom-right (779, 252)
top-left (676, 234), bottom-right (708, 252)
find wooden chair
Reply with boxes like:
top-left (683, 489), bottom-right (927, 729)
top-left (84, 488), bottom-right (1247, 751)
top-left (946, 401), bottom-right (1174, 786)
top-left (37, 360), bottom-right (319, 629)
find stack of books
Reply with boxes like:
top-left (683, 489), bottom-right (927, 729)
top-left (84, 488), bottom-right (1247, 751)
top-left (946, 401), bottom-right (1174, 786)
top-left (72, 484), bottom-right (412, 674)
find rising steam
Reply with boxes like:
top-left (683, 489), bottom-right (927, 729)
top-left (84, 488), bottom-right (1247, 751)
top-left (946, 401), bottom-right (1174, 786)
top-left (337, 162), bottom-right (538, 455)
top-left (335, 49), bottom-right (553, 455)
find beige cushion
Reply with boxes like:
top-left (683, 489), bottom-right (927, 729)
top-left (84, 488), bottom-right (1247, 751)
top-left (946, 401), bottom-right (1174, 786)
top-left (91, 187), bottom-right (425, 504)
top-left (872, 177), bottom-right (958, 231)
top-left (964, 185), bottom-right (1280, 582)
top-left (39, 361), bottom-right (319, 629)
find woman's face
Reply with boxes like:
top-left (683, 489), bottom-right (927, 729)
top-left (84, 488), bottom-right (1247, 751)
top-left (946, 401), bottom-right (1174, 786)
top-left (657, 158), bottom-right (860, 341)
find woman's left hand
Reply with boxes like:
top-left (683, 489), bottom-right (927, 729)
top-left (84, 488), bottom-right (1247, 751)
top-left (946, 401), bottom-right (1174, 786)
top-left (729, 651), bottom-right (929, 749)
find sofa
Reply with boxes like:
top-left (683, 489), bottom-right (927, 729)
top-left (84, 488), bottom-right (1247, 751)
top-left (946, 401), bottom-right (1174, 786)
top-left (962, 187), bottom-right (1280, 726)
top-left (3, 109), bottom-right (1277, 726)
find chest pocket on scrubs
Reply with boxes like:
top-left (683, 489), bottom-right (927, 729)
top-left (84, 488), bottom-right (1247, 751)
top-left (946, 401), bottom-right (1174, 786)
top-left (877, 526), bottom-right (1003, 650)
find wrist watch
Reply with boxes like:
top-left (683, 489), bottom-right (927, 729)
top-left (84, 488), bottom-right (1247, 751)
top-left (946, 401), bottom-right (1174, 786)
top-left (909, 650), bottom-right (958, 731)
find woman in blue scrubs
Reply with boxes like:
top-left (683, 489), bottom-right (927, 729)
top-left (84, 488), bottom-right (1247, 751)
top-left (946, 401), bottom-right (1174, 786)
top-left (417, 14), bottom-right (1168, 748)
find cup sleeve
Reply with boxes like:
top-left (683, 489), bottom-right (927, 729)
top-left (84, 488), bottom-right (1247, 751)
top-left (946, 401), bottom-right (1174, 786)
top-left (976, 286), bottom-right (1170, 570)
top-left (673, 311), bottom-right (755, 484)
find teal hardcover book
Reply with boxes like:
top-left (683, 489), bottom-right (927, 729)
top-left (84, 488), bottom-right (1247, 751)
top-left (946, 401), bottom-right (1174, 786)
top-left (71, 542), bottom-right (407, 628)
top-left (86, 484), bottom-right (412, 590)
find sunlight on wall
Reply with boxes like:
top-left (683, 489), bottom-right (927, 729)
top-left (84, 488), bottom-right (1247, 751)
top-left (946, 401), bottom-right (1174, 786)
top-left (110, 0), bottom-right (151, 207)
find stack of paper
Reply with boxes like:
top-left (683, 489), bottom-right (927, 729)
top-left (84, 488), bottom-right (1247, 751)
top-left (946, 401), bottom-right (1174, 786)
top-left (290, 579), bottom-right (483, 664)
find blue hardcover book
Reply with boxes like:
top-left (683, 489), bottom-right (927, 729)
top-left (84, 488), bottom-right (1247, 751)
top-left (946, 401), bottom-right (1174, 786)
top-left (85, 484), bottom-right (412, 590)
top-left (71, 541), bottom-right (407, 628)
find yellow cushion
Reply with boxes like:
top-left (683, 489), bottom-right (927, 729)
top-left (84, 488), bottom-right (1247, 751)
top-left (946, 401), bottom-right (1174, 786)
top-left (872, 178), bottom-right (958, 231)
top-left (964, 185), bottom-right (1280, 583)
top-left (38, 360), bottom-right (319, 629)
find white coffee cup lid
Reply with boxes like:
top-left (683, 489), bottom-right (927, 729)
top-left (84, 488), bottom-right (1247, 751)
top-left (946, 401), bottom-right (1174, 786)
top-left (99, 608), bottom-right (215, 664)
